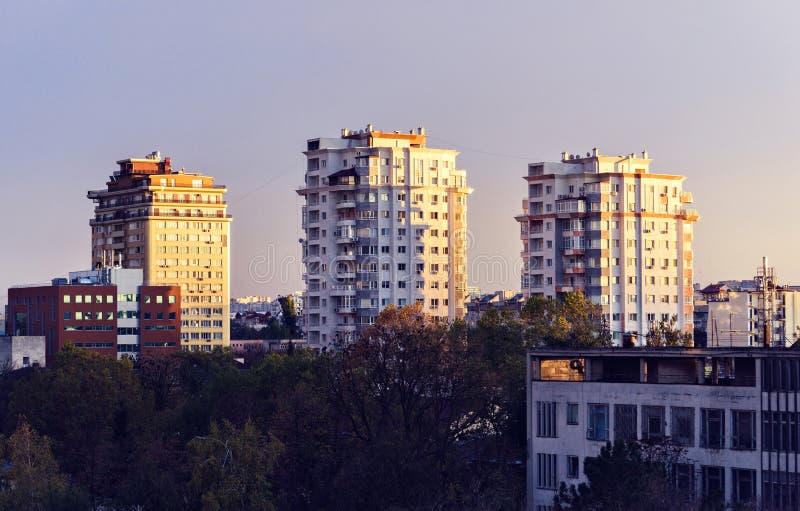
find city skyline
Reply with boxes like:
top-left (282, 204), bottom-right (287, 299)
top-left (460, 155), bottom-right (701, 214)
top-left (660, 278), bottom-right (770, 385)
top-left (4, 1), bottom-right (800, 309)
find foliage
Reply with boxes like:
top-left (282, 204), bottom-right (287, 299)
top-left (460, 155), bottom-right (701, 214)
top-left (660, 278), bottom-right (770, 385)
top-left (187, 419), bottom-right (283, 511)
top-left (646, 315), bottom-right (693, 347)
top-left (0, 305), bottom-right (534, 510)
top-left (522, 293), bottom-right (612, 348)
top-left (0, 417), bottom-right (89, 510)
top-left (554, 440), bottom-right (695, 511)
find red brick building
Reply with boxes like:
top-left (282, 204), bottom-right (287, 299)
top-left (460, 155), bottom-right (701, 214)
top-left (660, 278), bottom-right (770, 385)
top-left (6, 267), bottom-right (180, 364)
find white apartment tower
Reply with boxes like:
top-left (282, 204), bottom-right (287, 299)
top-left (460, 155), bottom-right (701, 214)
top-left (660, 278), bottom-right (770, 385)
top-left (298, 125), bottom-right (472, 348)
top-left (516, 149), bottom-right (698, 344)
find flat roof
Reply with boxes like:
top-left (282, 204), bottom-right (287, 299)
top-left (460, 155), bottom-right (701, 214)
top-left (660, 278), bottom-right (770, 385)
top-left (529, 346), bottom-right (800, 358)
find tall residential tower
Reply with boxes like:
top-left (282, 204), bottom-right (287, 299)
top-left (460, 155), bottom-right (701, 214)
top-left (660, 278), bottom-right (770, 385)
top-left (516, 149), bottom-right (698, 344)
top-left (298, 125), bottom-right (472, 348)
top-left (88, 151), bottom-right (231, 350)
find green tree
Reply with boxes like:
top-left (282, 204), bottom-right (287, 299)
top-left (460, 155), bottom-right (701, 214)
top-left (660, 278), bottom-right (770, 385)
top-left (522, 293), bottom-right (612, 348)
top-left (554, 440), bottom-right (693, 511)
top-left (187, 419), bottom-right (283, 511)
top-left (7, 345), bottom-right (148, 500)
top-left (278, 295), bottom-right (300, 338)
top-left (646, 315), bottom-right (693, 347)
top-left (0, 418), bottom-right (88, 510)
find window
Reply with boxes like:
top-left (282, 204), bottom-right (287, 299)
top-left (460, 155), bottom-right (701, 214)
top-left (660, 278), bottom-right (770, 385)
top-left (641, 406), bottom-right (665, 441)
top-left (731, 410), bottom-right (756, 450)
top-left (614, 404), bottom-right (637, 441)
top-left (567, 403), bottom-right (579, 425)
top-left (762, 411), bottom-right (799, 452)
top-left (700, 408), bottom-right (725, 448)
top-left (587, 404), bottom-right (609, 441)
top-left (672, 463), bottom-right (694, 494)
top-left (702, 466), bottom-right (725, 501)
top-left (63, 295), bottom-right (70, 303)
top-left (63, 312), bottom-right (71, 320)
top-left (536, 401), bottom-right (557, 438)
top-left (671, 407), bottom-right (694, 446)
top-left (536, 453), bottom-right (557, 489)
top-left (763, 470), bottom-right (800, 509)
top-left (567, 456), bottom-right (579, 479)
top-left (732, 468), bottom-right (756, 504)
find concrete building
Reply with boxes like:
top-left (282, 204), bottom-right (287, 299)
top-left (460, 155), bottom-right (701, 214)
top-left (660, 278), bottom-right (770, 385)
top-left (0, 336), bottom-right (46, 369)
top-left (527, 347), bottom-right (800, 511)
top-left (298, 125), bottom-right (472, 348)
top-left (516, 149), bottom-right (698, 344)
top-left (6, 267), bottom-right (180, 363)
top-left (464, 290), bottom-right (526, 326)
top-left (88, 151), bottom-right (231, 350)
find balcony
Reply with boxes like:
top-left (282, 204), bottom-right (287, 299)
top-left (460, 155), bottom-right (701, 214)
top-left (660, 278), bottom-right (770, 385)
top-left (336, 218), bottom-right (356, 227)
top-left (335, 252), bottom-right (356, 261)
top-left (556, 284), bottom-right (586, 293)
top-left (335, 306), bottom-right (356, 314)
top-left (335, 235), bottom-right (357, 244)
top-left (336, 200), bottom-right (356, 209)
top-left (563, 263), bottom-right (586, 274)
top-left (682, 208), bottom-right (699, 221)
top-left (680, 191), bottom-right (693, 204)
top-left (330, 285), bottom-right (356, 297)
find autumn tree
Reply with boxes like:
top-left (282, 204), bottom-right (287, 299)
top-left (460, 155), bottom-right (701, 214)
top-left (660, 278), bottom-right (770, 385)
top-left (325, 304), bottom-right (500, 509)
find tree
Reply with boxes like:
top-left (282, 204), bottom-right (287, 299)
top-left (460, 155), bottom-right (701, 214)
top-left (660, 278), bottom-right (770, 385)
top-left (554, 440), bottom-right (694, 511)
top-left (646, 315), bottom-right (693, 347)
top-left (0, 417), bottom-right (88, 510)
top-left (522, 293), bottom-right (612, 348)
top-left (7, 345), bottom-right (148, 501)
top-left (187, 419), bottom-right (283, 511)
top-left (325, 304), bottom-right (498, 509)
top-left (278, 295), bottom-right (300, 338)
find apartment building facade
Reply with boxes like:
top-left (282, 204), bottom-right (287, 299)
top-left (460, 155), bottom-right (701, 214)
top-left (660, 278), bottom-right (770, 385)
top-left (6, 267), bottom-right (180, 363)
top-left (527, 347), bottom-right (800, 511)
top-left (298, 125), bottom-right (471, 348)
top-left (88, 152), bottom-right (231, 350)
top-left (517, 149), bottom-right (698, 344)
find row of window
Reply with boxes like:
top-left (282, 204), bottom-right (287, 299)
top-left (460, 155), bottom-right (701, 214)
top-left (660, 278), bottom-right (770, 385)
top-left (65, 294), bottom-right (176, 304)
top-left (536, 454), bottom-right (756, 504)
top-left (537, 401), bottom-right (755, 449)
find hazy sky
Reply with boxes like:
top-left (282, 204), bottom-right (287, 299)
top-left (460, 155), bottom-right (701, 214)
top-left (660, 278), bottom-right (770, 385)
top-left (3, 0), bottom-right (800, 307)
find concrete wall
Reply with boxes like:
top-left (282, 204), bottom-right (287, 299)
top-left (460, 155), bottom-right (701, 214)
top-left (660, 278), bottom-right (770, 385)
top-left (0, 336), bottom-right (46, 369)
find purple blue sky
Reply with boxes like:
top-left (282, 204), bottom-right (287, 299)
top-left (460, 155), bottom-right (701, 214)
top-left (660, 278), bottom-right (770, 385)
top-left (2, 1), bottom-right (800, 307)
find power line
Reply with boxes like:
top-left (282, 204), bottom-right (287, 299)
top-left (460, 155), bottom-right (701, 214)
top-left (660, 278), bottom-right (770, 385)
top-left (426, 135), bottom-right (543, 161)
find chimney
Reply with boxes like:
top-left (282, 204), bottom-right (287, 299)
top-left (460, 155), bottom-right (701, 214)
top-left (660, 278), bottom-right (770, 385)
top-left (592, 147), bottom-right (599, 157)
top-left (341, 128), bottom-right (350, 137)
top-left (642, 149), bottom-right (649, 159)
top-left (417, 127), bottom-right (425, 135)
top-left (366, 123), bottom-right (373, 132)
top-left (561, 151), bottom-right (570, 161)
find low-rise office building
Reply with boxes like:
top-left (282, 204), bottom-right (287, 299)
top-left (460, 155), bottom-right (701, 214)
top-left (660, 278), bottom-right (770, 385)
top-left (6, 267), bottom-right (180, 363)
top-left (527, 347), bottom-right (800, 510)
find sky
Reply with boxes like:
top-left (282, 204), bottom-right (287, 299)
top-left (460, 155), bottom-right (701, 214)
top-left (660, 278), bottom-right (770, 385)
top-left (2, 0), bottom-right (800, 308)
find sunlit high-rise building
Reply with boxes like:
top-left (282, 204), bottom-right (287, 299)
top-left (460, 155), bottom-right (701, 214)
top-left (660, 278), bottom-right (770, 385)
top-left (298, 125), bottom-right (472, 348)
top-left (516, 149), bottom-right (698, 344)
top-left (88, 151), bottom-right (231, 350)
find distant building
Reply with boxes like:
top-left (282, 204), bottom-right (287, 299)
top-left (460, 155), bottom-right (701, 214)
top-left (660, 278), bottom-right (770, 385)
top-left (527, 346), bottom-right (797, 510)
top-left (88, 151), bottom-right (231, 349)
top-left (298, 125), bottom-right (472, 348)
top-left (0, 336), bottom-right (45, 369)
top-left (464, 290), bottom-right (525, 326)
top-left (697, 259), bottom-right (800, 347)
top-left (6, 267), bottom-right (180, 363)
top-left (517, 149), bottom-right (698, 344)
